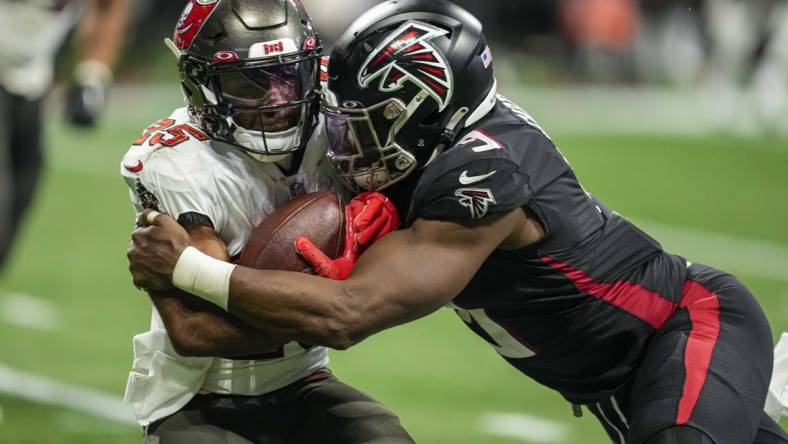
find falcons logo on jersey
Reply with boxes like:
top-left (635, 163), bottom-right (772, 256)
top-left (455, 188), bottom-right (496, 219)
top-left (357, 21), bottom-right (453, 111)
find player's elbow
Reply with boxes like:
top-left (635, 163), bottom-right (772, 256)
top-left (318, 315), bottom-right (360, 351)
top-left (170, 338), bottom-right (211, 357)
top-left (322, 329), bottom-right (356, 351)
top-left (324, 328), bottom-right (367, 351)
top-left (318, 286), bottom-right (370, 350)
top-left (166, 320), bottom-right (216, 357)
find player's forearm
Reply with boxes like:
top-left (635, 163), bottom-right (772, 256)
top-left (190, 223), bottom-right (498, 349)
top-left (228, 268), bottom-right (363, 350)
top-left (150, 290), bottom-right (287, 358)
top-left (224, 228), bottom-right (469, 349)
top-left (77, 0), bottom-right (130, 66)
top-left (131, 212), bottom-right (518, 349)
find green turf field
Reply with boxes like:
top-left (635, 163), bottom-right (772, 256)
top-left (0, 86), bottom-right (785, 443)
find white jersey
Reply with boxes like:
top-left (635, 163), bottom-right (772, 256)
top-left (121, 108), bottom-right (339, 426)
top-left (766, 332), bottom-right (788, 422)
top-left (0, 0), bottom-right (84, 98)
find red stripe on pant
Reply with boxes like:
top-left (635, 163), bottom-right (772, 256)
top-left (540, 256), bottom-right (722, 424)
top-left (676, 280), bottom-right (721, 425)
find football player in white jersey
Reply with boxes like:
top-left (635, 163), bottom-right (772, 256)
top-left (0, 0), bottom-right (129, 271)
top-left (120, 1), bottom-right (411, 442)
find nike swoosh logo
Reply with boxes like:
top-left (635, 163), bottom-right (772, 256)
top-left (459, 170), bottom-right (497, 185)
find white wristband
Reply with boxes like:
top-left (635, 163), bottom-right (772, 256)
top-left (172, 247), bottom-right (236, 310)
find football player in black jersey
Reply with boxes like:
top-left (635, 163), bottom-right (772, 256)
top-left (128, 1), bottom-right (788, 442)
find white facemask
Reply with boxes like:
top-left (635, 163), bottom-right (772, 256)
top-left (232, 125), bottom-right (301, 163)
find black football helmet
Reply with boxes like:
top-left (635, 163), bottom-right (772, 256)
top-left (323, 0), bottom-right (497, 192)
top-left (167, 0), bottom-right (322, 161)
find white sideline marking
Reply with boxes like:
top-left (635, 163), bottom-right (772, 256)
top-left (635, 219), bottom-right (788, 282)
top-left (1, 293), bottom-right (60, 331)
top-left (0, 363), bottom-right (136, 425)
top-left (479, 412), bottom-right (571, 443)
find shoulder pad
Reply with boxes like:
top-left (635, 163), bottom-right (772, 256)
top-left (121, 108), bottom-right (213, 179)
top-left (409, 120), bottom-right (565, 223)
top-left (411, 148), bottom-right (527, 222)
top-left (120, 110), bottom-right (226, 232)
top-left (131, 108), bottom-right (209, 150)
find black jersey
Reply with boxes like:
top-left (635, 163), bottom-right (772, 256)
top-left (406, 96), bottom-right (689, 403)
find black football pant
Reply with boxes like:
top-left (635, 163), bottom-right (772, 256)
top-left (585, 264), bottom-right (787, 444)
top-left (144, 369), bottom-right (414, 444)
top-left (0, 86), bottom-right (44, 271)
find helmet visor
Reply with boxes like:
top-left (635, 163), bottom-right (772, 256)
top-left (324, 111), bottom-right (377, 158)
top-left (323, 98), bottom-right (407, 158)
top-left (229, 104), bottom-right (304, 133)
top-left (216, 60), bottom-right (317, 132)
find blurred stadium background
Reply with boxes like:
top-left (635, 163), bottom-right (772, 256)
top-left (0, 0), bottom-right (786, 442)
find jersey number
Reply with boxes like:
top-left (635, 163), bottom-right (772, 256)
top-left (455, 307), bottom-right (536, 359)
top-left (133, 119), bottom-right (209, 147)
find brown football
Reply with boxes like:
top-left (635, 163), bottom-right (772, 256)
top-left (238, 191), bottom-right (345, 273)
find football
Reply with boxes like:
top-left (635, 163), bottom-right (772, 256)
top-left (237, 191), bottom-right (345, 273)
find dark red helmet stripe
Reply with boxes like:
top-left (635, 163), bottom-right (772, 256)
top-left (385, 70), bottom-right (405, 86)
top-left (370, 30), bottom-right (422, 69)
top-left (422, 78), bottom-right (446, 95)
top-left (417, 65), bottom-right (447, 80)
top-left (174, 0), bottom-right (220, 50)
top-left (402, 43), bottom-right (426, 54)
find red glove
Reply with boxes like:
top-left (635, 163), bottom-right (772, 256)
top-left (295, 192), bottom-right (400, 280)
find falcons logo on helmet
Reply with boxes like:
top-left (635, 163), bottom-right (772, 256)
top-left (357, 21), bottom-right (453, 111)
top-left (455, 188), bottom-right (496, 219)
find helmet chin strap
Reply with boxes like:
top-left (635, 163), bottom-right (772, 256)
top-left (233, 125), bottom-right (300, 163)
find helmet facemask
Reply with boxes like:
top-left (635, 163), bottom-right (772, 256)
top-left (180, 50), bottom-right (321, 162)
top-left (323, 8), bottom-right (497, 192)
top-left (323, 94), bottom-right (420, 192)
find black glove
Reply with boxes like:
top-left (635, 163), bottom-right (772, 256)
top-left (64, 61), bottom-right (111, 127)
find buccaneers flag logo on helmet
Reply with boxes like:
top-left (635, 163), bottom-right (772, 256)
top-left (357, 21), bottom-right (454, 111)
top-left (174, 0), bottom-right (220, 50)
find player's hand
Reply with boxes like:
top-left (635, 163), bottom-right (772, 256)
top-left (295, 192), bottom-right (400, 280)
top-left (128, 209), bottom-right (191, 291)
top-left (64, 61), bottom-right (111, 127)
